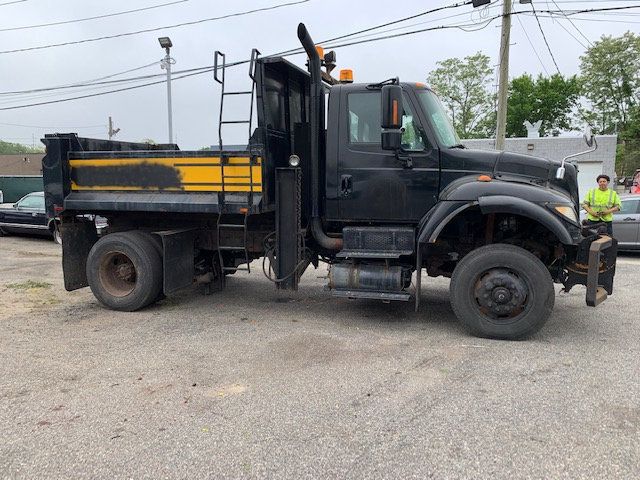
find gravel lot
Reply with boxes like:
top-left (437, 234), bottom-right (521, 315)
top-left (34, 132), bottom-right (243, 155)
top-left (1, 235), bottom-right (638, 479)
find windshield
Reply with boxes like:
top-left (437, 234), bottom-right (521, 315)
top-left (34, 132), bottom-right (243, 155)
top-left (416, 90), bottom-right (460, 148)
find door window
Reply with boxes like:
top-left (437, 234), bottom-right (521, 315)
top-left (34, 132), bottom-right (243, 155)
top-left (347, 92), bottom-right (425, 150)
top-left (17, 194), bottom-right (44, 209)
top-left (618, 199), bottom-right (640, 215)
top-left (348, 93), bottom-right (380, 144)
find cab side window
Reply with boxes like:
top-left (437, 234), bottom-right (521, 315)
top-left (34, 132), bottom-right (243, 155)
top-left (347, 92), bottom-right (426, 150)
top-left (401, 106), bottom-right (425, 151)
top-left (348, 93), bottom-right (381, 144)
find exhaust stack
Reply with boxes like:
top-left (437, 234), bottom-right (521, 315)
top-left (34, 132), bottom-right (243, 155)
top-left (297, 23), bottom-right (343, 251)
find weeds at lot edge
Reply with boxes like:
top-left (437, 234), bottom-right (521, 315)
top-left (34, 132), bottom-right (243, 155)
top-left (5, 280), bottom-right (53, 290)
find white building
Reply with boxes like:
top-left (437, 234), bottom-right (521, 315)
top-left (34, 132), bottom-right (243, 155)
top-left (462, 135), bottom-right (617, 200)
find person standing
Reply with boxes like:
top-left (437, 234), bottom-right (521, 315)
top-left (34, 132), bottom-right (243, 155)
top-left (582, 174), bottom-right (621, 236)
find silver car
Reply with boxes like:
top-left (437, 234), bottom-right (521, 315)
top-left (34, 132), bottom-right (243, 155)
top-left (613, 195), bottom-right (640, 251)
top-left (581, 194), bottom-right (640, 251)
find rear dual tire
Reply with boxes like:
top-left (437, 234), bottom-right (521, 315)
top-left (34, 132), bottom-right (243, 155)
top-left (86, 231), bottom-right (163, 312)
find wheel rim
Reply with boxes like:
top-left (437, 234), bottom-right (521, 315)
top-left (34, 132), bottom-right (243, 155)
top-left (473, 268), bottom-right (530, 322)
top-left (99, 251), bottom-right (137, 297)
top-left (54, 228), bottom-right (62, 245)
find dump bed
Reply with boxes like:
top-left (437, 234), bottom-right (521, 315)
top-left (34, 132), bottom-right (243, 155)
top-left (42, 134), bottom-right (263, 216)
top-left (42, 56), bottom-right (312, 219)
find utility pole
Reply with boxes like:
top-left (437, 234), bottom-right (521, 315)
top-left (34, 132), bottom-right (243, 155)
top-left (158, 36), bottom-right (174, 144)
top-left (108, 116), bottom-right (120, 140)
top-left (495, 0), bottom-right (513, 151)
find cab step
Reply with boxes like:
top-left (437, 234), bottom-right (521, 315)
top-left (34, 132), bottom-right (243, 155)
top-left (337, 226), bottom-right (415, 259)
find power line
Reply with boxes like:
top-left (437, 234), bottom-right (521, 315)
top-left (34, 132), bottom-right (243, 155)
top-left (530, 2), bottom-right (561, 74)
top-left (549, 13), bottom-right (589, 48)
top-left (0, 0), bottom-right (189, 32)
top-left (515, 13), bottom-right (550, 75)
top-left (0, 0), bottom-right (483, 98)
top-left (0, 0), bottom-right (26, 6)
top-left (2, 3), bottom-right (640, 110)
top-left (0, 122), bottom-right (107, 129)
top-left (0, 18), bottom-right (504, 111)
top-left (0, 0), bottom-right (311, 55)
top-left (0, 61), bottom-right (160, 96)
top-left (550, 0), bottom-right (593, 46)
top-left (528, 13), bottom-right (640, 23)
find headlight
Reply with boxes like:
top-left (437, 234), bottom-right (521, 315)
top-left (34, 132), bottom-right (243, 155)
top-left (550, 204), bottom-right (578, 223)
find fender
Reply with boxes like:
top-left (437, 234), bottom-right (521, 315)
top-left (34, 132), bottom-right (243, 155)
top-left (417, 179), bottom-right (576, 245)
top-left (476, 195), bottom-right (573, 245)
top-left (417, 200), bottom-right (478, 244)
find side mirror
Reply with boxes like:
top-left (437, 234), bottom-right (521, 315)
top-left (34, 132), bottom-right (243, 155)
top-left (583, 125), bottom-right (594, 148)
top-left (12, 203), bottom-right (18, 209)
top-left (381, 84), bottom-right (403, 151)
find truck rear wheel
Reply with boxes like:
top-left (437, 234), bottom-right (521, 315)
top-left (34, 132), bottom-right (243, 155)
top-left (449, 244), bottom-right (554, 340)
top-left (86, 231), bottom-right (163, 311)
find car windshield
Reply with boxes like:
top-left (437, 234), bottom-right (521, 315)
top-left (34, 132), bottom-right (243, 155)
top-left (416, 90), bottom-right (460, 148)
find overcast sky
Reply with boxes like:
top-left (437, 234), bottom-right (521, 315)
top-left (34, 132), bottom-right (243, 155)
top-left (0, 0), bottom-right (637, 149)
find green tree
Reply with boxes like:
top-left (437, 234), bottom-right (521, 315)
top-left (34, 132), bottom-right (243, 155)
top-left (616, 106), bottom-right (640, 176)
top-left (580, 32), bottom-right (640, 134)
top-left (0, 140), bottom-right (44, 154)
top-left (506, 74), bottom-right (581, 137)
top-left (427, 52), bottom-right (495, 139)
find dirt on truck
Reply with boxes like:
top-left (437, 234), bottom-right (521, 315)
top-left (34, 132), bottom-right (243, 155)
top-left (42, 24), bottom-right (617, 339)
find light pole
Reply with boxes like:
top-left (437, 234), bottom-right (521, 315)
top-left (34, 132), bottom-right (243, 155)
top-left (158, 36), bottom-right (174, 144)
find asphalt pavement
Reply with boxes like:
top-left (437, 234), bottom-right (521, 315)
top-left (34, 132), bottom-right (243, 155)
top-left (0, 235), bottom-right (638, 479)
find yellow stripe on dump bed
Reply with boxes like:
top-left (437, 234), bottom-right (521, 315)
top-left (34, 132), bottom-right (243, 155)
top-left (68, 156), bottom-right (262, 193)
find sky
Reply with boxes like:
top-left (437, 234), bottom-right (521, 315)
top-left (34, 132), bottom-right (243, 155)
top-left (0, 0), bottom-right (638, 149)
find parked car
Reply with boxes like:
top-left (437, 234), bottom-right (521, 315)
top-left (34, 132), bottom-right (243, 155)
top-left (0, 191), bottom-right (61, 244)
top-left (580, 194), bottom-right (640, 251)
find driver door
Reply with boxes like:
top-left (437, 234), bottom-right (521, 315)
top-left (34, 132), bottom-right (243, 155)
top-left (337, 88), bottom-right (439, 222)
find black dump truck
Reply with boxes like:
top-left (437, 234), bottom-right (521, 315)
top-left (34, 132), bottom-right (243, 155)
top-left (42, 24), bottom-right (617, 339)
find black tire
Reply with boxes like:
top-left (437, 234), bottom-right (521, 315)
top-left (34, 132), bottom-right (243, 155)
top-left (50, 222), bottom-right (62, 245)
top-left (86, 231), bottom-right (163, 311)
top-left (0, 226), bottom-right (8, 236)
top-left (450, 244), bottom-right (555, 340)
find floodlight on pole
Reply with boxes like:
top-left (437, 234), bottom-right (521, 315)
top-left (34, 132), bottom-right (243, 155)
top-left (159, 36), bottom-right (175, 144)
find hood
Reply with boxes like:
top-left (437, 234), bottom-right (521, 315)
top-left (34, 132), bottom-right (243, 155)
top-left (0, 202), bottom-right (15, 210)
top-left (494, 151), bottom-right (579, 205)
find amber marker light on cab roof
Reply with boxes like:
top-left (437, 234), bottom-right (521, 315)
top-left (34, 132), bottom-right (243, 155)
top-left (477, 175), bottom-right (492, 182)
top-left (415, 82), bottom-right (426, 88)
top-left (339, 69), bottom-right (353, 83)
top-left (315, 45), bottom-right (324, 58)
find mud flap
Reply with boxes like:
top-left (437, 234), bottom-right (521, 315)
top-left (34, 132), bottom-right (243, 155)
top-left (60, 219), bottom-right (98, 291)
top-left (156, 229), bottom-right (195, 295)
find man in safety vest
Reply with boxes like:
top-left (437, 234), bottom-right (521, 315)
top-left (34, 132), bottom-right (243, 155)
top-left (582, 174), bottom-right (621, 236)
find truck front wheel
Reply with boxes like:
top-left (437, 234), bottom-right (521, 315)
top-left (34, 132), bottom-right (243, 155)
top-left (450, 244), bottom-right (554, 340)
top-left (86, 232), bottom-right (163, 311)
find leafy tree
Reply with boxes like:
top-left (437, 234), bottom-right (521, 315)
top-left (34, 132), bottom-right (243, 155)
top-left (427, 52), bottom-right (495, 139)
top-left (616, 106), bottom-right (640, 176)
top-left (506, 74), bottom-right (581, 137)
top-left (580, 32), bottom-right (640, 134)
top-left (0, 140), bottom-right (44, 154)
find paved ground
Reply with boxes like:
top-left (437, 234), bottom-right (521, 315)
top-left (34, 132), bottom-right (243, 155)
top-left (0, 234), bottom-right (638, 479)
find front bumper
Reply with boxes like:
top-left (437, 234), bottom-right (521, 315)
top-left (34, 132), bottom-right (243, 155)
top-left (563, 234), bottom-right (617, 306)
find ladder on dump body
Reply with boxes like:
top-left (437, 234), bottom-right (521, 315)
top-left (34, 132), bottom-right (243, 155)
top-left (214, 48), bottom-right (260, 152)
top-left (216, 213), bottom-right (251, 274)
top-left (213, 49), bottom-right (260, 275)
